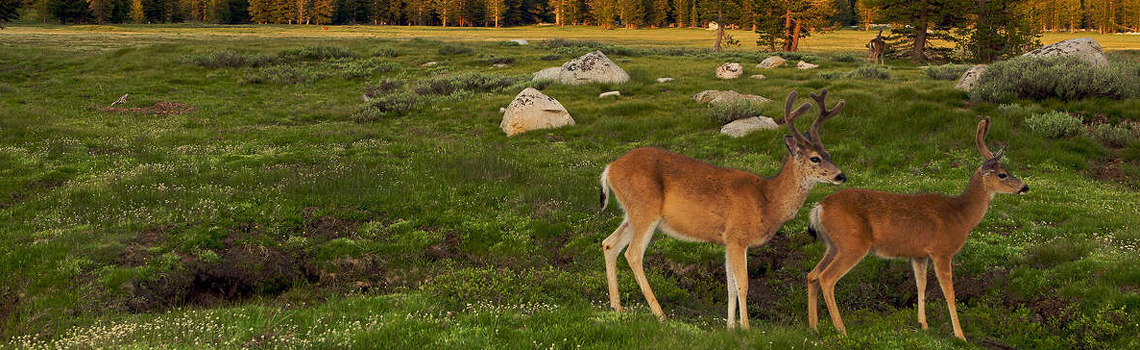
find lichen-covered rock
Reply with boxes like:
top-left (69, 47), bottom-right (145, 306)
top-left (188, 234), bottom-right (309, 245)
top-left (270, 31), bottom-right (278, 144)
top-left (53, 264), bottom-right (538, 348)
top-left (1023, 38), bottom-right (1108, 68)
top-left (716, 62), bottom-right (743, 79)
top-left (510, 39), bottom-right (529, 45)
top-left (555, 51), bottom-right (630, 85)
top-left (757, 56), bottom-right (787, 69)
top-left (599, 91), bottom-right (621, 98)
top-left (955, 64), bottom-right (987, 91)
top-left (501, 88), bottom-right (575, 136)
top-left (750, 74), bottom-right (766, 79)
top-left (692, 90), bottom-right (772, 105)
top-left (721, 117), bottom-right (779, 137)
top-left (796, 61), bottom-right (818, 69)
top-left (534, 67), bottom-right (562, 81)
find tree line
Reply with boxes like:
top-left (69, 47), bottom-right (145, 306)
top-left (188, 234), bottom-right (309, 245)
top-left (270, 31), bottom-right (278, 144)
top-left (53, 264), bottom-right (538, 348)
top-left (2, 0), bottom-right (1138, 60)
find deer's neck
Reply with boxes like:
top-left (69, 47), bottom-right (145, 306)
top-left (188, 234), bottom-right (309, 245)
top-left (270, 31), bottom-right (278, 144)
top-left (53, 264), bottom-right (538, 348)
top-left (954, 171), bottom-right (994, 230)
top-left (764, 156), bottom-right (813, 223)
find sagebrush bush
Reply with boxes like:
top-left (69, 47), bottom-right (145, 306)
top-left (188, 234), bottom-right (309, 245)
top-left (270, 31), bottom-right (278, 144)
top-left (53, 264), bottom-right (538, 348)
top-left (369, 47), bottom-right (399, 58)
top-left (412, 73), bottom-right (525, 96)
top-left (363, 78), bottom-right (405, 98)
top-left (278, 46), bottom-right (355, 61)
top-left (477, 54), bottom-right (517, 65)
top-left (1026, 111), bottom-right (1083, 138)
top-left (328, 58), bottom-right (401, 78)
top-left (539, 54), bottom-right (561, 61)
top-left (710, 101), bottom-right (765, 125)
top-left (923, 64), bottom-right (970, 80)
top-left (243, 65), bottom-right (321, 84)
top-left (847, 65), bottom-right (891, 79)
top-left (971, 56), bottom-right (1140, 102)
top-left (831, 53), bottom-right (858, 62)
top-left (818, 66), bottom-right (890, 80)
top-left (438, 45), bottom-right (474, 55)
top-left (183, 50), bottom-right (277, 68)
top-left (1089, 124), bottom-right (1137, 148)
top-left (353, 92), bottom-right (424, 121)
top-left (773, 51), bottom-right (817, 62)
top-left (537, 38), bottom-right (603, 49)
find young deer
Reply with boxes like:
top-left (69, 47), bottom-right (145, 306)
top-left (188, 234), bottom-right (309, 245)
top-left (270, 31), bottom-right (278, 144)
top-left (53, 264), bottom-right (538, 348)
top-left (868, 30), bottom-right (886, 65)
top-left (599, 89), bottom-right (847, 329)
top-left (805, 117), bottom-right (1029, 341)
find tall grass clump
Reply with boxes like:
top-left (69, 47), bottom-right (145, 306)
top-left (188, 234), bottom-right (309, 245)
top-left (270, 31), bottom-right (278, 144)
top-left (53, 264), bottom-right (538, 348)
top-left (183, 50), bottom-right (278, 68)
top-left (354, 92), bottom-right (424, 122)
top-left (819, 65), bottom-right (890, 80)
top-left (477, 54), bottom-right (517, 65)
top-left (971, 56), bottom-right (1140, 102)
top-left (363, 78), bottom-right (405, 99)
top-left (1025, 111), bottom-right (1083, 138)
top-left (923, 64), bottom-right (971, 80)
top-left (278, 46), bottom-right (356, 61)
top-left (328, 58), bottom-right (401, 78)
top-left (537, 39), bottom-right (603, 49)
top-left (773, 51), bottom-right (818, 62)
top-left (710, 101), bottom-right (765, 125)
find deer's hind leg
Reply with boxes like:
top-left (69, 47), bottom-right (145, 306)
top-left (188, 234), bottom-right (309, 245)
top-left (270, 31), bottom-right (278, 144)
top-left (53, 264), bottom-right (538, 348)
top-left (602, 219), bottom-right (632, 312)
top-left (808, 247), bottom-right (837, 331)
top-left (624, 215), bottom-right (663, 319)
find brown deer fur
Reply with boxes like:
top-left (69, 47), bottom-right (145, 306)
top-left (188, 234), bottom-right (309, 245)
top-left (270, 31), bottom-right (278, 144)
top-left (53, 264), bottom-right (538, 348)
top-left (868, 30), bottom-right (886, 64)
top-left (805, 117), bottom-right (1028, 341)
top-left (599, 90), bottom-right (847, 329)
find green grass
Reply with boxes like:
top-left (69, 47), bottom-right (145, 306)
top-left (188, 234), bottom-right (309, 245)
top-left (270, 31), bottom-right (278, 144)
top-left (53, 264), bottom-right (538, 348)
top-left (1, 24), bottom-right (1139, 349)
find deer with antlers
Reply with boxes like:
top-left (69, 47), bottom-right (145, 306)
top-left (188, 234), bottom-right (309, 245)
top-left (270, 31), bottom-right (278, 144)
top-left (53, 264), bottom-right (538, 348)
top-left (805, 117), bottom-right (1028, 341)
top-left (598, 89), bottom-right (847, 329)
top-left (868, 30), bottom-right (886, 65)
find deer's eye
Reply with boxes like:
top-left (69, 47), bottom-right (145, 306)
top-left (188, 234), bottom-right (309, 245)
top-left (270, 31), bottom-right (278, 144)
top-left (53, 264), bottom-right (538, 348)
top-left (809, 157), bottom-right (821, 163)
top-left (998, 173), bottom-right (1008, 179)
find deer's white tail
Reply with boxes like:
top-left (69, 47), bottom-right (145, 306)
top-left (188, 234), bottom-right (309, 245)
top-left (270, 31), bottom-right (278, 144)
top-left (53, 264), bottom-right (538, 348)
top-left (599, 165), bottom-right (612, 211)
top-left (807, 204), bottom-right (830, 246)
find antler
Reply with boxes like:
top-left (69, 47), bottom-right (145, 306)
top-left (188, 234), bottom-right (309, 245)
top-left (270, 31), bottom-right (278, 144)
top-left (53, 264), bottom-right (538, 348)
top-left (976, 117), bottom-right (995, 159)
top-left (808, 89), bottom-right (845, 145)
top-left (785, 91), bottom-right (814, 145)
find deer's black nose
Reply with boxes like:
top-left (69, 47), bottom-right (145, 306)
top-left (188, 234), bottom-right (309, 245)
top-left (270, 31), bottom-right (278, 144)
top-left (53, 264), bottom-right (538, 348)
top-left (835, 173), bottom-right (847, 183)
top-left (1018, 185), bottom-right (1029, 194)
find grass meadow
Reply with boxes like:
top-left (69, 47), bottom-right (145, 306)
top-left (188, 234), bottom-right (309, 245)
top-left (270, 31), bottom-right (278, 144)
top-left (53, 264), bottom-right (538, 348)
top-left (1, 24), bottom-right (1140, 349)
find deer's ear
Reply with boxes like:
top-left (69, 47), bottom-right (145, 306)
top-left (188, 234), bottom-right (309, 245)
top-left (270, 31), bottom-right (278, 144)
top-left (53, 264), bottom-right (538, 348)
top-left (784, 135), bottom-right (798, 155)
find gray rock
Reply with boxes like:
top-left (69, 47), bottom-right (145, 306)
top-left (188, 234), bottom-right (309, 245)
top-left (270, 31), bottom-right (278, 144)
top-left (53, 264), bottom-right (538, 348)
top-left (510, 39), bottom-right (529, 45)
top-left (533, 67), bottom-right (563, 81)
top-left (721, 117), bottom-right (779, 137)
top-left (750, 74), bottom-right (766, 79)
top-left (955, 64), bottom-right (988, 91)
top-left (796, 61), bottom-right (819, 69)
top-left (555, 51), bottom-right (630, 85)
top-left (422, 61), bottom-right (439, 67)
top-left (716, 62), bottom-right (744, 79)
top-left (1023, 38), bottom-right (1109, 68)
top-left (757, 56), bottom-right (787, 69)
top-left (501, 88), bottom-right (575, 136)
top-left (656, 77), bottom-right (674, 83)
top-left (599, 91), bottom-right (621, 98)
top-left (692, 90), bottom-right (772, 105)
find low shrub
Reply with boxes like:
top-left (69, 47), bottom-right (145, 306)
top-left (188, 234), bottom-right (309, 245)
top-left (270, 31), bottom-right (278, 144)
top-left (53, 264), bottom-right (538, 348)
top-left (1025, 111), bottom-right (1083, 138)
top-left (847, 65), bottom-right (891, 79)
top-left (278, 46), bottom-right (355, 61)
top-left (328, 58), bottom-right (401, 78)
top-left (971, 56), bottom-right (1140, 102)
top-left (183, 50), bottom-right (277, 68)
top-left (923, 64), bottom-right (971, 80)
top-left (369, 46), bottom-right (399, 58)
top-left (243, 65), bottom-right (321, 84)
top-left (363, 78), bottom-right (405, 99)
top-left (538, 54), bottom-right (561, 61)
top-left (353, 92), bottom-right (424, 121)
top-left (818, 65), bottom-right (890, 80)
top-left (1088, 124), bottom-right (1137, 148)
top-left (710, 100), bottom-right (765, 125)
top-left (477, 54), bottom-right (517, 65)
top-left (412, 72), bottom-right (526, 96)
top-left (438, 45), bottom-right (474, 55)
top-left (831, 53), bottom-right (859, 62)
top-left (537, 38), bottom-right (603, 49)
top-left (773, 51), bottom-right (818, 63)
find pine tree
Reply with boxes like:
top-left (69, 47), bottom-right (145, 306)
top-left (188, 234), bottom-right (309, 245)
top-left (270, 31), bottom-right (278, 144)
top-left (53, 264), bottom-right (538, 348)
top-left (854, 0), bottom-right (877, 30)
top-left (249, 0), bottom-right (269, 23)
top-left (312, 0), bottom-right (333, 24)
top-left (957, 0), bottom-right (1041, 62)
top-left (588, 0), bottom-right (616, 28)
top-left (871, 0), bottom-right (968, 60)
top-left (650, 0), bottom-right (668, 27)
top-left (88, 0), bottom-right (114, 23)
top-left (671, 0), bottom-right (687, 26)
top-left (130, 0), bottom-right (146, 22)
top-left (617, 0), bottom-right (642, 28)
top-left (551, 0), bottom-right (579, 26)
top-left (0, 0), bottom-right (21, 28)
top-left (487, 0), bottom-right (505, 26)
